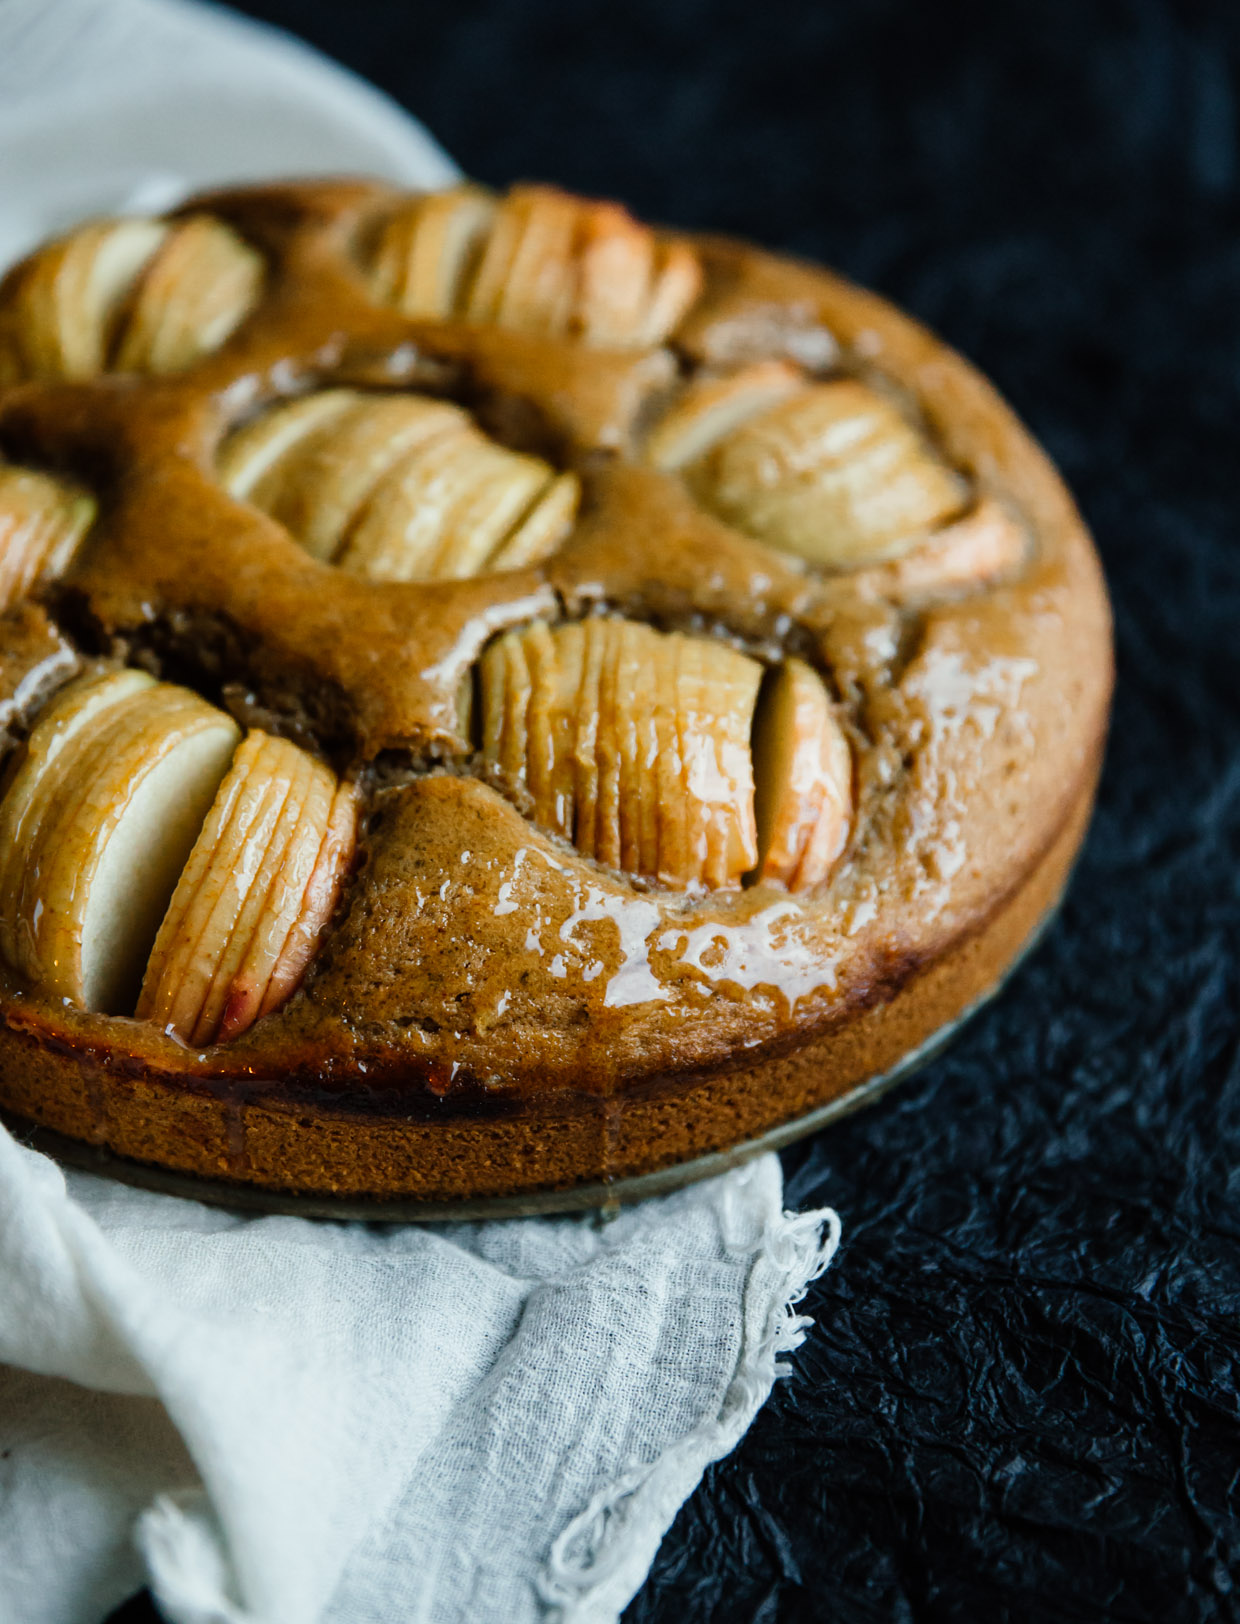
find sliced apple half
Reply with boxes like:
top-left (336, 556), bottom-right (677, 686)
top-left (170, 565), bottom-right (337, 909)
top-left (138, 731), bottom-right (357, 1044)
top-left (684, 378), bottom-right (969, 569)
top-left (0, 466), bottom-right (97, 610)
top-left (370, 186), bottom-right (498, 317)
top-left (644, 361), bottom-right (806, 472)
top-left (220, 385), bottom-right (576, 580)
top-left (0, 677), bottom-right (241, 1011)
top-left (112, 215), bottom-right (263, 375)
top-left (0, 218), bottom-right (168, 380)
top-left (477, 619), bottom-right (762, 890)
top-left (752, 657), bottom-right (853, 891)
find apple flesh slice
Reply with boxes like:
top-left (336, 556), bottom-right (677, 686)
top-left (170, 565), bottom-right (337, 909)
top-left (684, 378), bottom-right (969, 569)
top-left (217, 391), bottom-right (360, 503)
top-left (480, 628), bottom-right (536, 804)
top-left (247, 393), bottom-right (466, 562)
top-left (679, 638), bottom-right (762, 891)
top-left (644, 361), bottom-right (806, 472)
top-left (851, 496), bottom-right (1030, 599)
top-left (337, 427), bottom-right (480, 581)
top-left (0, 467), bottom-right (97, 610)
top-left (0, 668), bottom-right (154, 972)
top-left (463, 191), bottom-right (530, 325)
top-left (575, 202), bottom-right (658, 349)
top-left (252, 780), bottom-right (360, 1028)
top-left (487, 471), bottom-right (580, 571)
top-left (370, 186), bottom-right (498, 318)
top-left (752, 657), bottom-right (853, 891)
top-left (0, 677), bottom-right (241, 1011)
top-left (520, 620), bottom-right (561, 832)
top-left (188, 743), bottom-right (317, 1046)
top-left (0, 218), bottom-right (168, 380)
top-left (571, 620), bottom-right (608, 861)
top-left (424, 441), bottom-right (557, 580)
top-left (492, 188), bottom-right (580, 336)
top-left (138, 731), bottom-right (357, 1044)
top-left (455, 185), bottom-right (700, 348)
top-left (638, 241), bottom-right (703, 348)
top-left (137, 730), bottom-right (298, 1037)
top-left (336, 422), bottom-right (567, 582)
top-left (591, 620), bottom-right (624, 871)
top-left (659, 632), bottom-right (761, 889)
top-left (111, 215), bottom-right (263, 374)
top-left (653, 630), bottom-right (688, 888)
top-left (614, 621), bottom-right (656, 876)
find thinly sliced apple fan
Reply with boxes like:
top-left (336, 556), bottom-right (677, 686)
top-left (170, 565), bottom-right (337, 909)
top-left (0, 673), bottom-right (357, 1036)
top-left (219, 388), bottom-right (580, 580)
top-left (138, 730), bottom-right (359, 1045)
top-left (646, 367), bottom-right (1027, 583)
top-left (479, 619), bottom-right (853, 892)
top-left (368, 183), bottom-right (701, 348)
top-left (0, 214), bottom-right (262, 383)
top-left (0, 464), bottom-right (96, 609)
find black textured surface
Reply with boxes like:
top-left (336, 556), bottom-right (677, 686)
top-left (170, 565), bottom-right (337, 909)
top-left (106, 1), bottom-right (1240, 1620)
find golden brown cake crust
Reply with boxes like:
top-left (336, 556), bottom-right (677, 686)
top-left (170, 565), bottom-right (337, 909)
top-left (0, 180), bottom-right (1113, 1202)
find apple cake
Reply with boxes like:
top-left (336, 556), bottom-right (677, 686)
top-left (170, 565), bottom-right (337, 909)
top-left (0, 180), bottom-right (1112, 1207)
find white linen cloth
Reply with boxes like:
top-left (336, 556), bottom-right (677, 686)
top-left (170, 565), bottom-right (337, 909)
top-left (0, 4), bottom-right (841, 1621)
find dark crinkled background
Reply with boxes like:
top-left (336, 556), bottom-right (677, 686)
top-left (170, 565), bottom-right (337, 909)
top-left (110, 0), bottom-right (1239, 1619)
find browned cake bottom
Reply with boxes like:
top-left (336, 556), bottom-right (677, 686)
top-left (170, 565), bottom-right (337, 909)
top-left (0, 741), bottom-right (1100, 1209)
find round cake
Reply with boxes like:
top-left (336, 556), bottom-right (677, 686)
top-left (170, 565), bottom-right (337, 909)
top-left (0, 179), bottom-right (1112, 1209)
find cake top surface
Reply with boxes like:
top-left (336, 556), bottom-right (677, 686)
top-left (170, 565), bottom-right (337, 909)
top-left (0, 179), bottom-right (1112, 1108)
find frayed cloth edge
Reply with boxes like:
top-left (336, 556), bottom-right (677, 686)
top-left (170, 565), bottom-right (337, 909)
top-left (538, 1192), bottom-right (841, 1624)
